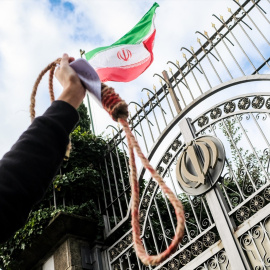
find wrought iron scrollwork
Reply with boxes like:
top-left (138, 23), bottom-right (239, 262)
top-left (264, 187), bottom-right (270, 201)
top-left (250, 195), bottom-right (265, 212)
top-left (210, 107), bottom-right (222, 119)
top-left (147, 180), bottom-right (157, 193)
top-left (203, 231), bottom-right (216, 247)
top-left (162, 152), bottom-right (173, 164)
top-left (168, 258), bottom-right (180, 270)
top-left (191, 241), bottom-right (203, 256)
top-left (140, 209), bottom-right (147, 223)
top-left (171, 139), bottom-right (181, 151)
top-left (252, 96), bottom-right (265, 109)
top-left (156, 166), bottom-right (164, 175)
top-left (238, 97), bottom-right (250, 110)
top-left (142, 194), bottom-right (151, 208)
top-left (266, 98), bottom-right (270, 109)
top-left (198, 115), bottom-right (209, 127)
top-left (179, 249), bottom-right (192, 265)
top-left (224, 101), bottom-right (236, 113)
top-left (236, 206), bottom-right (250, 222)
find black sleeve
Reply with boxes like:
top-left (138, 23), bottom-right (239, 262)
top-left (0, 100), bottom-right (79, 242)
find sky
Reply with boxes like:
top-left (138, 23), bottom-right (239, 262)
top-left (0, 0), bottom-right (269, 158)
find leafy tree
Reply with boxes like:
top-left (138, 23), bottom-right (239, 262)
top-left (0, 102), bottom-right (129, 269)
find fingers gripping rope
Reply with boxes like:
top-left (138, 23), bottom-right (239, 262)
top-left (101, 83), bottom-right (185, 266)
top-left (30, 58), bottom-right (61, 122)
top-left (31, 59), bottom-right (185, 266)
top-left (30, 58), bottom-right (72, 160)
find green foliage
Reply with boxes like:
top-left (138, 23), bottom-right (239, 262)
top-left (0, 104), bottom-right (113, 269)
top-left (75, 103), bottom-right (91, 132)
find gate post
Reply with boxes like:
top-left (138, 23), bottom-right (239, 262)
top-left (179, 118), bottom-right (251, 270)
top-left (162, 70), bottom-right (182, 114)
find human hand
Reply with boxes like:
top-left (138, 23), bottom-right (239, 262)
top-left (56, 53), bottom-right (86, 109)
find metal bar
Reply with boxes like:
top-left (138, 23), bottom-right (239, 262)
top-left (210, 124), bottom-right (245, 201)
top-left (118, 124), bottom-right (130, 179)
top-left (147, 92), bottom-right (161, 134)
top-left (190, 46), bottom-right (213, 89)
top-left (204, 31), bottom-right (233, 79)
top-left (237, 1), bottom-right (270, 45)
top-left (180, 117), bottom-right (251, 269)
top-left (113, 136), bottom-right (129, 208)
top-left (147, 215), bottom-right (160, 254)
top-left (158, 78), bottom-right (175, 118)
top-left (183, 54), bottom-right (204, 94)
top-left (234, 114), bottom-right (270, 181)
top-left (176, 60), bottom-right (195, 100)
top-left (169, 69), bottom-right (187, 107)
top-left (154, 197), bottom-right (169, 248)
top-left (220, 15), bottom-right (257, 72)
top-left (197, 38), bottom-right (223, 83)
top-left (250, 113), bottom-right (270, 151)
top-left (99, 165), bottom-right (111, 232)
top-left (162, 70), bottom-right (182, 114)
top-left (221, 118), bottom-right (256, 189)
top-left (153, 85), bottom-right (168, 126)
top-left (251, 0), bottom-right (270, 24)
top-left (230, 11), bottom-right (270, 70)
top-left (212, 23), bottom-right (245, 76)
top-left (135, 105), bottom-right (149, 153)
top-left (141, 99), bottom-right (155, 143)
top-left (104, 157), bottom-right (118, 225)
top-left (109, 145), bottom-right (124, 219)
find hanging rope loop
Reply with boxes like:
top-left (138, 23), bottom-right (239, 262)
top-left (31, 59), bottom-right (185, 266)
top-left (102, 82), bottom-right (185, 266)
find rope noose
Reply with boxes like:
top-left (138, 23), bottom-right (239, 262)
top-left (31, 59), bottom-right (185, 266)
top-left (102, 83), bottom-right (185, 266)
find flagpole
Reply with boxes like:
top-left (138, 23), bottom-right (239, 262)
top-left (87, 93), bottom-right (95, 135)
top-left (80, 49), bottom-right (96, 135)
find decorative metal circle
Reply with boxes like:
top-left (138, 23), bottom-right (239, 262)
top-left (236, 206), bottom-right (250, 223)
top-left (156, 166), bottom-right (164, 175)
top-left (147, 180), bottom-right (157, 193)
top-left (141, 194), bottom-right (151, 207)
top-left (160, 267), bottom-right (168, 270)
top-left (264, 187), bottom-right (270, 201)
top-left (162, 152), bottom-right (173, 164)
top-left (139, 209), bottom-right (146, 223)
top-left (110, 248), bottom-right (118, 260)
top-left (203, 231), bottom-right (216, 247)
top-left (252, 96), bottom-right (265, 109)
top-left (266, 98), bottom-right (270, 109)
top-left (210, 107), bottom-right (222, 119)
top-left (113, 264), bottom-right (121, 270)
top-left (198, 115), bottom-right (209, 127)
top-left (191, 241), bottom-right (203, 256)
top-left (250, 195), bottom-right (264, 212)
top-left (217, 250), bottom-right (227, 264)
top-left (117, 240), bottom-right (127, 252)
top-left (172, 139), bottom-right (181, 151)
top-left (176, 135), bottom-right (226, 196)
top-left (224, 101), bottom-right (235, 114)
top-left (179, 249), bottom-right (191, 265)
top-left (238, 97), bottom-right (250, 110)
top-left (168, 258), bottom-right (179, 270)
top-left (125, 233), bottom-right (132, 244)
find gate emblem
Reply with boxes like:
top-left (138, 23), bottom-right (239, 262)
top-left (176, 135), bottom-right (225, 195)
top-left (117, 49), bottom-right (132, 61)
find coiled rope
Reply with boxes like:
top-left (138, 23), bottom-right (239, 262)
top-left (30, 58), bottom-right (185, 266)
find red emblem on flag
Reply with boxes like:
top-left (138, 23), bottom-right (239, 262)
top-left (117, 49), bottom-right (132, 61)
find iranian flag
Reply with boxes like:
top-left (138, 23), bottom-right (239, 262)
top-left (85, 2), bottom-right (159, 82)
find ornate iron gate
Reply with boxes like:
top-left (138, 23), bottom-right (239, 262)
top-left (98, 1), bottom-right (270, 269)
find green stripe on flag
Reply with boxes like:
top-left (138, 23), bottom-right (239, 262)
top-left (85, 2), bottom-right (159, 61)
